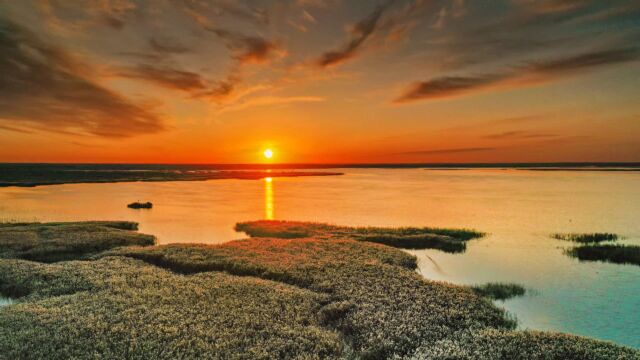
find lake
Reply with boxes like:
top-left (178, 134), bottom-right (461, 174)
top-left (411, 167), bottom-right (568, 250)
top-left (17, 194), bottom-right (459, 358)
top-left (0, 168), bottom-right (638, 348)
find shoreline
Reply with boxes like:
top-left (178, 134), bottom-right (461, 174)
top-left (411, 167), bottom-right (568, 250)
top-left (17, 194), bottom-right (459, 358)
top-left (0, 170), bottom-right (343, 188)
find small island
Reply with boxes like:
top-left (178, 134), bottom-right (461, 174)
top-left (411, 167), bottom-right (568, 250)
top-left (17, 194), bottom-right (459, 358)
top-left (128, 201), bottom-right (153, 209)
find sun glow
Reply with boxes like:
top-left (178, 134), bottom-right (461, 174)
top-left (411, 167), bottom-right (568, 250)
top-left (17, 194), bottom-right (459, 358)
top-left (263, 149), bottom-right (273, 159)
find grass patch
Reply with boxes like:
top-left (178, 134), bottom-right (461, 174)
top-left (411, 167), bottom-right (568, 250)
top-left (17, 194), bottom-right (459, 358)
top-left (0, 257), bottom-right (342, 359)
top-left (235, 220), bottom-right (484, 253)
top-left (551, 233), bottom-right (619, 243)
top-left (471, 283), bottom-right (527, 301)
top-left (0, 221), bottom-right (636, 359)
top-left (0, 221), bottom-right (155, 262)
top-left (567, 244), bottom-right (640, 266)
top-left (127, 201), bottom-right (153, 209)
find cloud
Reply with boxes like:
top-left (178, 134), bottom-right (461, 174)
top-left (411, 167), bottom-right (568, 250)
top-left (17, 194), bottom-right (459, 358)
top-left (176, 0), bottom-right (269, 26)
top-left (40, 0), bottom-right (137, 32)
top-left (394, 47), bottom-right (640, 103)
top-left (208, 28), bottom-right (283, 64)
top-left (394, 147), bottom-right (496, 155)
top-left (0, 124), bottom-right (33, 134)
top-left (217, 95), bottom-right (325, 114)
top-left (483, 131), bottom-right (558, 140)
top-left (149, 37), bottom-right (191, 54)
top-left (117, 64), bottom-right (207, 92)
top-left (515, 0), bottom-right (593, 15)
top-left (0, 18), bottom-right (164, 138)
top-left (316, 2), bottom-right (393, 67)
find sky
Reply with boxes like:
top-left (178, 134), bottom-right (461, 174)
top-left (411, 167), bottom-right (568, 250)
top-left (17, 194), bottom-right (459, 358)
top-left (0, 0), bottom-right (639, 164)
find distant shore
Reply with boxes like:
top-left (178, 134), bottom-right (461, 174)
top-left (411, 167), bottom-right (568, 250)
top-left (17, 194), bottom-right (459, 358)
top-left (0, 168), bottom-right (342, 187)
top-left (2, 162), bottom-right (639, 187)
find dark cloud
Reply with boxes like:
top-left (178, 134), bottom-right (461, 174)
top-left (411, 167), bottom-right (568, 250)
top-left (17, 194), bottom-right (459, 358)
top-left (178, 0), bottom-right (269, 26)
top-left (117, 64), bottom-right (207, 92)
top-left (395, 147), bottom-right (496, 155)
top-left (316, 2), bottom-right (393, 67)
top-left (395, 73), bottom-right (507, 102)
top-left (0, 124), bottom-right (33, 134)
top-left (483, 131), bottom-right (558, 140)
top-left (208, 28), bottom-right (282, 64)
top-left (0, 18), bottom-right (164, 138)
top-left (149, 37), bottom-right (191, 54)
top-left (116, 63), bottom-right (241, 103)
top-left (423, 1), bottom-right (640, 73)
top-left (515, 0), bottom-right (593, 15)
top-left (395, 47), bottom-right (640, 103)
top-left (527, 48), bottom-right (640, 74)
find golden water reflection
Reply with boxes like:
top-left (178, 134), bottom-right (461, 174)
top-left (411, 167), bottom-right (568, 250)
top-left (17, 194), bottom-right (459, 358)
top-left (264, 177), bottom-right (274, 220)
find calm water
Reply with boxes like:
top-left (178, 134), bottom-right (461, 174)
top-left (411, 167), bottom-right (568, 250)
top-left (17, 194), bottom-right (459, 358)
top-left (0, 168), bottom-right (638, 348)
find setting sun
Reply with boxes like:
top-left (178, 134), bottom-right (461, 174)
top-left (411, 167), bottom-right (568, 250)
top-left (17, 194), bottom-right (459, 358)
top-left (263, 149), bottom-right (273, 159)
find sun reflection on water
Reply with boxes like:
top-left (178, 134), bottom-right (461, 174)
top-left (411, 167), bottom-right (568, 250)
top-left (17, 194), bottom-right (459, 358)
top-left (264, 177), bottom-right (274, 220)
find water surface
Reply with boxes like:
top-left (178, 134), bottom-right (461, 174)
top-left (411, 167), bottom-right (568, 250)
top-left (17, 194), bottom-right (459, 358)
top-left (0, 168), bottom-right (638, 348)
top-left (0, 297), bottom-right (13, 307)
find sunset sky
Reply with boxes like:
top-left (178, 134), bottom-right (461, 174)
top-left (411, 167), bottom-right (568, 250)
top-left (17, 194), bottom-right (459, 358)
top-left (1, 0), bottom-right (639, 163)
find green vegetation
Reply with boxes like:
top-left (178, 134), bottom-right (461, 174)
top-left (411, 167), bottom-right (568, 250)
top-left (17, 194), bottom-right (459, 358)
top-left (128, 201), bottom-right (153, 209)
top-left (471, 283), bottom-right (527, 301)
top-left (0, 221), bottom-right (155, 262)
top-left (551, 233), bottom-right (619, 243)
top-left (235, 220), bottom-right (484, 253)
top-left (567, 244), bottom-right (640, 266)
top-left (0, 221), bottom-right (637, 359)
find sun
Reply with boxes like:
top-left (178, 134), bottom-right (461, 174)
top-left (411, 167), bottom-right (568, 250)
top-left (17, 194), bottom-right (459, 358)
top-left (263, 148), bottom-right (273, 159)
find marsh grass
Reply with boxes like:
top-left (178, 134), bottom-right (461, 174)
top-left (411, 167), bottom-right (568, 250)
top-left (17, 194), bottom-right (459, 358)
top-left (0, 221), bottom-right (155, 262)
top-left (235, 220), bottom-right (484, 253)
top-left (127, 201), bottom-right (153, 209)
top-left (567, 244), bottom-right (640, 266)
top-left (0, 221), bottom-right (637, 359)
top-left (471, 283), bottom-right (527, 301)
top-left (551, 233), bottom-right (619, 243)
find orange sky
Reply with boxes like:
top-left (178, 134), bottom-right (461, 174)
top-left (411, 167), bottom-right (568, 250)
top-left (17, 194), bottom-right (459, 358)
top-left (1, 0), bottom-right (639, 163)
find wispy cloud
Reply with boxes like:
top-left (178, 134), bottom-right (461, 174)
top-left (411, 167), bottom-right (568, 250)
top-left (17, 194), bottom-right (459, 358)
top-left (217, 95), bottom-right (325, 114)
top-left (117, 64), bottom-right (207, 92)
top-left (208, 28), bottom-right (284, 64)
top-left (483, 131), bottom-right (558, 140)
top-left (316, 2), bottom-right (393, 67)
top-left (394, 47), bottom-right (640, 103)
top-left (149, 37), bottom-right (191, 54)
top-left (394, 147), bottom-right (496, 155)
top-left (0, 18), bottom-right (164, 137)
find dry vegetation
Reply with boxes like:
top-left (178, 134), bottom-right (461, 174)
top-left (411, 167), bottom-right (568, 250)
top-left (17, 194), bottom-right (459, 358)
top-left (0, 221), bottom-right (155, 262)
top-left (0, 221), bottom-right (637, 359)
top-left (471, 283), bottom-right (526, 301)
top-left (235, 220), bottom-right (484, 253)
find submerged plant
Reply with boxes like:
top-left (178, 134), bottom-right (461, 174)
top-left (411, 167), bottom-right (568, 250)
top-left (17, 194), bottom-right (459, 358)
top-left (471, 283), bottom-right (527, 300)
top-left (567, 244), bottom-right (640, 266)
